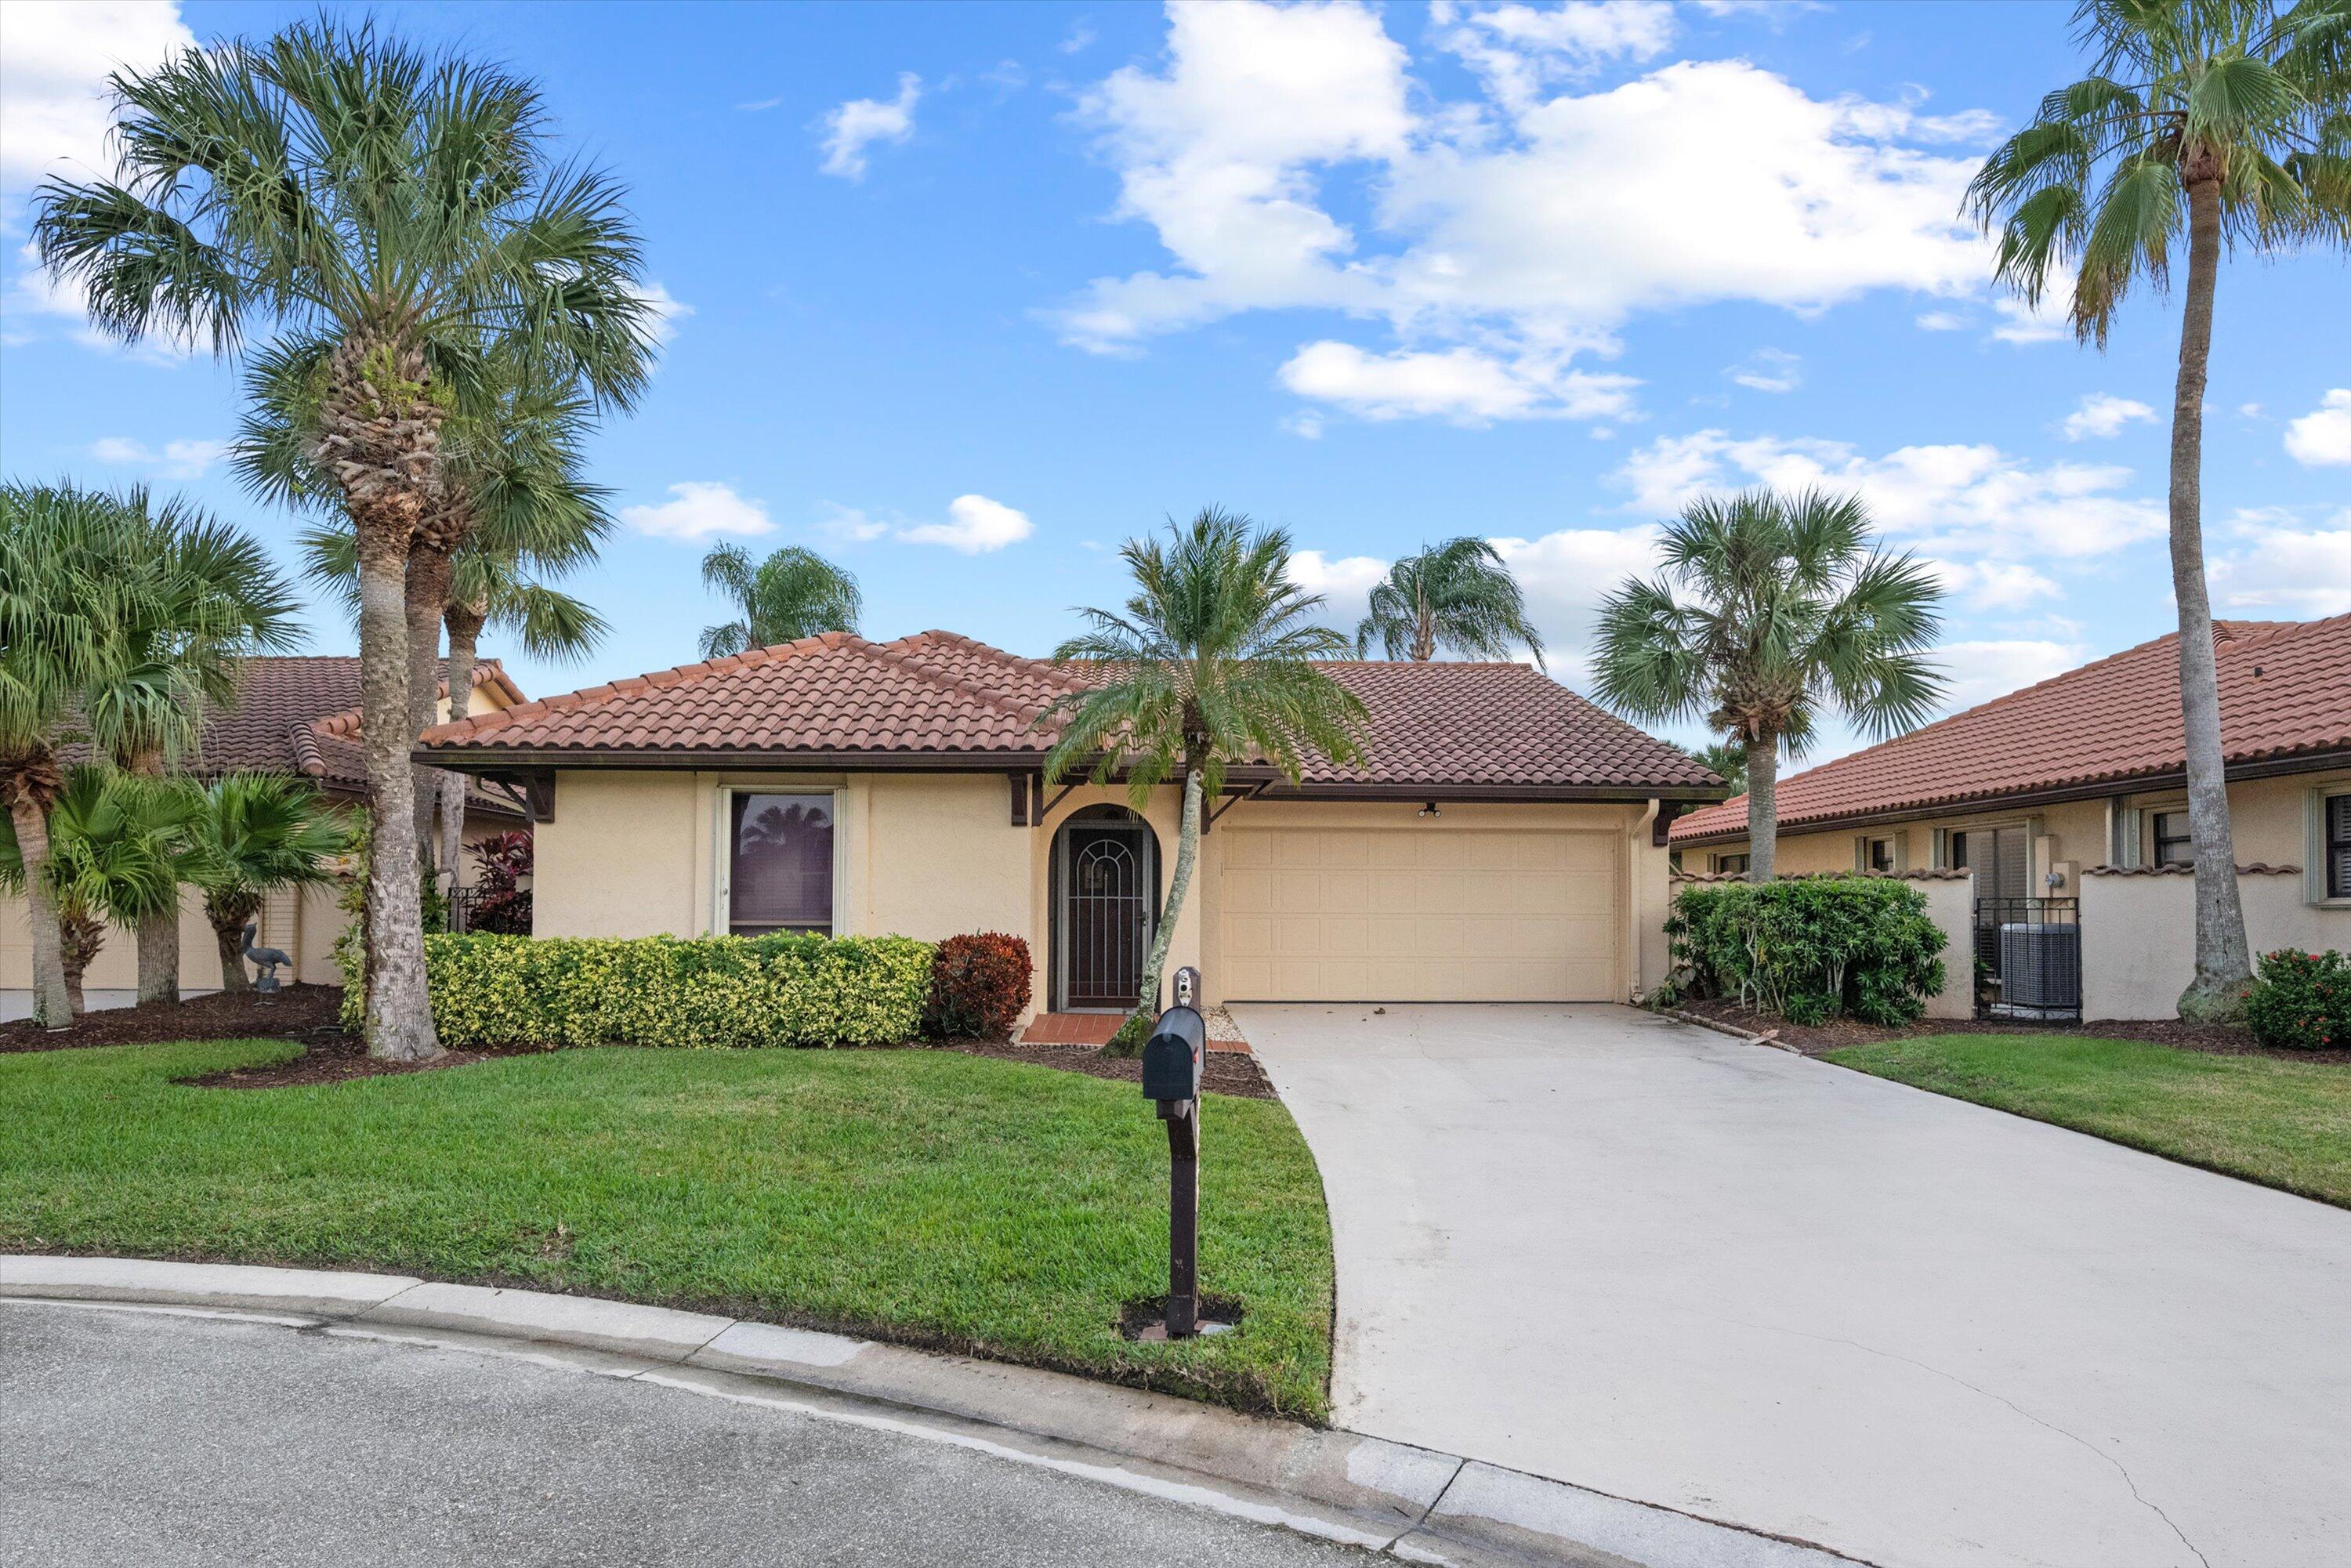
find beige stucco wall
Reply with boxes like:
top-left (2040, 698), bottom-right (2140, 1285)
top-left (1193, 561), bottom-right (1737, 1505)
top-left (2082, 869), bottom-right (2351, 1019)
top-left (529, 770), bottom-right (1670, 1018)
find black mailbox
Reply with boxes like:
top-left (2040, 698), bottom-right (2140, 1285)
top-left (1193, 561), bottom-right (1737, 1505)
top-left (1142, 1004), bottom-right (1205, 1103)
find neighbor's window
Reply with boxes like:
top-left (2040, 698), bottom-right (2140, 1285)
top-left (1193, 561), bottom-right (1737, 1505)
top-left (2328, 793), bottom-right (2350, 900)
top-left (729, 792), bottom-right (835, 934)
top-left (1715, 852), bottom-right (1750, 875)
top-left (1867, 837), bottom-right (1896, 873)
top-left (2153, 810), bottom-right (2193, 867)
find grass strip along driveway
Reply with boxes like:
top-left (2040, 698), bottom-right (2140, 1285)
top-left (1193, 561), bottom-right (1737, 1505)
top-left (0, 1040), bottom-right (1334, 1418)
top-left (1829, 1034), bottom-right (2351, 1208)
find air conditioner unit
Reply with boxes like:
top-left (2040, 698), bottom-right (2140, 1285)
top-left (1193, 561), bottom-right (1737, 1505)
top-left (1999, 922), bottom-right (2078, 1013)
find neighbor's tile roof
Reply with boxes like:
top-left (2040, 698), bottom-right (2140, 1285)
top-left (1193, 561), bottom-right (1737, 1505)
top-left (418, 630), bottom-right (1718, 794)
top-left (201, 655), bottom-right (525, 792)
top-left (1670, 614), bottom-right (2351, 844)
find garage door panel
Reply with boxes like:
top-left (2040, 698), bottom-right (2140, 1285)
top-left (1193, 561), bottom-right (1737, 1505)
top-left (1218, 825), bottom-right (1621, 1002)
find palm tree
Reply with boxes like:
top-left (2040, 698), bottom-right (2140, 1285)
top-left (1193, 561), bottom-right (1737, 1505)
top-left (1355, 537), bottom-right (1547, 667)
top-left (1965, 0), bottom-right (2349, 1018)
top-left (38, 17), bottom-right (657, 1058)
top-left (85, 490), bottom-right (300, 1005)
top-left (186, 773), bottom-right (353, 994)
top-left (1, 766), bottom-right (198, 1017)
top-left (1591, 490), bottom-right (1945, 882)
top-left (1685, 741), bottom-right (1748, 795)
top-left (698, 544), bottom-right (864, 659)
top-left (1042, 509), bottom-right (1370, 1052)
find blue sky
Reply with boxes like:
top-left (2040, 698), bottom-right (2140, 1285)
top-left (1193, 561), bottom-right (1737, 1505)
top-left (4, 1), bottom-right (2346, 760)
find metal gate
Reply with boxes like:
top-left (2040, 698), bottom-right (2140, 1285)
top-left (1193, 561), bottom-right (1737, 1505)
top-left (1059, 821), bottom-right (1154, 1009)
top-left (1973, 896), bottom-right (2081, 1022)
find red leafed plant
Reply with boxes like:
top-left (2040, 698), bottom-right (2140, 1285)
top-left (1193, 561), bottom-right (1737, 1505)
top-left (926, 932), bottom-right (1033, 1041)
top-left (464, 829), bottom-right (534, 936)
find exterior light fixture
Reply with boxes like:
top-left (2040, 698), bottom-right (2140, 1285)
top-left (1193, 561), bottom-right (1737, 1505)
top-left (1418, 802), bottom-right (1441, 818)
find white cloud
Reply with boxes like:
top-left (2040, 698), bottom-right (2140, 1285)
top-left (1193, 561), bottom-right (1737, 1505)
top-left (818, 72), bottom-right (920, 182)
top-left (1990, 293), bottom-right (2069, 344)
top-left (1056, 2), bottom-right (2001, 425)
top-left (621, 482), bottom-right (774, 540)
top-left (1278, 340), bottom-right (1637, 424)
top-left (2059, 392), bottom-right (2154, 441)
top-left (1289, 548), bottom-right (1393, 633)
top-left (1726, 346), bottom-right (1801, 393)
top-left (0, 1), bottom-right (193, 190)
top-left (86, 435), bottom-right (224, 479)
top-left (635, 281), bottom-right (694, 345)
top-left (2209, 507), bottom-right (2351, 616)
top-left (2, 241), bottom-right (195, 358)
top-left (897, 494), bottom-right (1034, 552)
top-left (1926, 556), bottom-right (2062, 610)
top-left (1614, 428), bottom-right (2165, 559)
top-left (818, 503), bottom-right (889, 543)
top-left (1061, 20), bottom-right (1099, 54)
top-left (1933, 638), bottom-right (2092, 717)
top-left (1914, 310), bottom-right (1966, 331)
top-left (2284, 389), bottom-right (2351, 467)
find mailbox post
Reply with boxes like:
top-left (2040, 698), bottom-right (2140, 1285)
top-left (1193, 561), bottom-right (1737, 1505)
top-left (1141, 966), bottom-right (1207, 1340)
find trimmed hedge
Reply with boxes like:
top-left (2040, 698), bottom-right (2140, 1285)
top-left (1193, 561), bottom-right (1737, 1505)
top-left (2245, 948), bottom-right (2347, 1052)
top-left (422, 932), bottom-right (936, 1048)
top-left (924, 932), bottom-right (1033, 1041)
top-left (1663, 875), bottom-right (1947, 1027)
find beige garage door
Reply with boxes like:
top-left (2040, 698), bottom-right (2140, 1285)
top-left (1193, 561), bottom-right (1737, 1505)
top-left (1216, 826), bottom-right (1621, 1002)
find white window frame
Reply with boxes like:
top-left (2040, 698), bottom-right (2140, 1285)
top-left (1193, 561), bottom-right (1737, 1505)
top-left (2308, 786), bottom-right (2351, 909)
top-left (712, 784), bottom-right (847, 936)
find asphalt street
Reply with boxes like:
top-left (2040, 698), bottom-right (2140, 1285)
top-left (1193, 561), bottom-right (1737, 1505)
top-left (0, 1301), bottom-right (1387, 1568)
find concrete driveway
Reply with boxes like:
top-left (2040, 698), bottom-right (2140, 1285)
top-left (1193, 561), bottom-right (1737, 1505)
top-left (1236, 1003), bottom-right (2351, 1568)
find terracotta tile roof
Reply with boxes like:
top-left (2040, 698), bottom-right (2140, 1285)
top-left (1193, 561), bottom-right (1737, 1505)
top-left (419, 631), bottom-right (1718, 795)
top-left (1671, 614), bottom-right (2351, 844)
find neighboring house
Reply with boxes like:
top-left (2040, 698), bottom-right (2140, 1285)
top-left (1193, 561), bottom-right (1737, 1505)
top-left (1669, 614), bottom-right (2351, 1018)
top-left (2, 656), bottom-right (527, 1002)
top-left (417, 630), bottom-right (1721, 1017)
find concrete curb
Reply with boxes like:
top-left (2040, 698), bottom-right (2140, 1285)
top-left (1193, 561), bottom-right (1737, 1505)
top-left (0, 1256), bottom-right (1864, 1567)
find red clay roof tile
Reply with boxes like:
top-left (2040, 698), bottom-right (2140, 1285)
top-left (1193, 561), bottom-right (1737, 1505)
top-left (1670, 614), bottom-right (2351, 843)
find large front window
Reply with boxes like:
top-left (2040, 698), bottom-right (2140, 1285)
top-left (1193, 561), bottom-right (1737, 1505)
top-left (2329, 793), bottom-right (2351, 900)
top-left (729, 792), bottom-right (835, 934)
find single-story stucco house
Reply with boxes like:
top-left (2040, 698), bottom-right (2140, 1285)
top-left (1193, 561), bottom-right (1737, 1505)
top-left (1669, 614), bottom-right (2351, 1018)
top-left (416, 630), bottom-right (1723, 1018)
top-left (2, 656), bottom-right (526, 1007)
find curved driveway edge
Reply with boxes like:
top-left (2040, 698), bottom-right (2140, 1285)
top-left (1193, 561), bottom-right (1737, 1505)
top-left (0, 1255), bottom-right (1862, 1568)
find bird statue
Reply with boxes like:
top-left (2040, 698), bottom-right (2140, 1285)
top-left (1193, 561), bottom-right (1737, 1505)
top-left (241, 923), bottom-right (293, 996)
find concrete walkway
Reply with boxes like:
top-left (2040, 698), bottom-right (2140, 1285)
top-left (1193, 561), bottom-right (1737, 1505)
top-left (1237, 1003), bottom-right (2351, 1568)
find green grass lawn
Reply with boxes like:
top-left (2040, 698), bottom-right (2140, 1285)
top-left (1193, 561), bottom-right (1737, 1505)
top-left (0, 1040), bottom-right (1334, 1418)
top-left (1828, 1034), bottom-right (2351, 1208)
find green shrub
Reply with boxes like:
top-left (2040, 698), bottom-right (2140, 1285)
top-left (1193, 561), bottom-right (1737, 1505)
top-left (924, 932), bottom-right (1033, 1041)
top-left (1663, 876), bottom-right (1947, 1026)
top-left (2244, 948), bottom-right (2347, 1052)
top-left (423, 932), bottom-right (936, 1048)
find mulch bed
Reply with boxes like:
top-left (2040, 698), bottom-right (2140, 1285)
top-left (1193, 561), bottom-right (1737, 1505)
top-left (0, 985), bottom-right (346, 1053)
top-left (1672, 995), bottom-right (2351, 1065)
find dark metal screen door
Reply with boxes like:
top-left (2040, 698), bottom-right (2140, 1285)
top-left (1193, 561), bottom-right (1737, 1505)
top-left (1062, 824), bottom-right (1153, 1009)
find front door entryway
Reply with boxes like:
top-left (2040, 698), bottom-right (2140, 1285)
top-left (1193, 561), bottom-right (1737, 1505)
top-left (1054, 810), bottom-right (1157, 1010)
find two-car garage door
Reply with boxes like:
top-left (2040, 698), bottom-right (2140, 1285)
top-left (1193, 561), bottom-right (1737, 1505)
top-left (1215, 825), bottom-right (1622, 1002)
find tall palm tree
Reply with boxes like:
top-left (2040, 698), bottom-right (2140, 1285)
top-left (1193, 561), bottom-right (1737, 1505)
top-left (85, 491), bottom-right (300, 1005)
top-left (1591, 490), bottom-right (1945, 882)
top-left (1042, 509), bottom-right (1370, 1052)
top-left (1685, 741), bottom-right (1748, 795)
top-left (698, 544), bottom-right (864, 658)
top-left (185, 773), bottom-right (353, 994)
top-left (2, 766), bottom-right (198, 1017)
top-left (1965, 0), bottom-right (2349, 1019)
top-left (1355, 537), bottom-right (1547, 667)
top-left (38, 17), bottom-right (657, 1058)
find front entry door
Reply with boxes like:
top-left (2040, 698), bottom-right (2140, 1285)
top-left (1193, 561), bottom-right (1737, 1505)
top-left (1061, 823), bottom-right (1154, 1009)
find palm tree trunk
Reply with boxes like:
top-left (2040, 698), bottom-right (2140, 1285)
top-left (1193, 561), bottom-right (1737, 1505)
top-left (212, 915), bottom-right (252, 995)
top-left (439, 603), bottom-right (484, 882)
top-left (1110, 769), bottom-right (1202, 1059)
top-left (9, 797), bottom-right (72, 1028)
top-left (2168, 165), bottom-right (2253, 1021)
top-left (405, 541), bottom-right (455, 886)
top-left (60, 907), bottom-right (102, 1016)
top-left (128, 749), bottom-right (179, 1007)
top-left (357, 520), bottom-right (441, 1061)
top-left (1744, 735), bottom-right (1777, 882)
